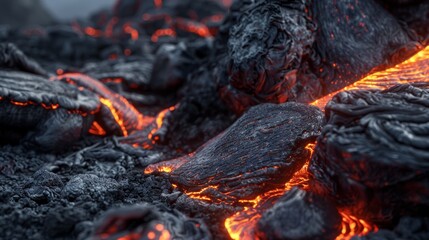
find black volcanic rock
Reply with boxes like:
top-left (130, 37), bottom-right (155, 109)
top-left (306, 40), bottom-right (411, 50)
top-left (216, 0), bottom-right (420, 114)
top-left (310, 84), bottom-right (429, 223)
top-left (91, 204), bottom-right (211, 240)
top-left (256, 188), bottom-right (342, 240)
top-left (62, 174), bottom-right (120, 202)
top-left (0, 70), bottom-right (99, 151)
top-left (149, 103), bottom-right (324, 203)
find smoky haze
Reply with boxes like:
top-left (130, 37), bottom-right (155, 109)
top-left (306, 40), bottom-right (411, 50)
top-left (41, 0), bottom-right (116, 20)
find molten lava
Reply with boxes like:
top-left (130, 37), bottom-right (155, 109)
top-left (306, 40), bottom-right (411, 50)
top-left (224, 143), bottom-right (314, 240)
top-left (312, 46), bottom-right (429, 109)
top-left (335, 212), bottom-right (379, 240)
top-left (54, 73), bottom-right (153, 136)
top-left (148, 105), bottom-right (176, 142)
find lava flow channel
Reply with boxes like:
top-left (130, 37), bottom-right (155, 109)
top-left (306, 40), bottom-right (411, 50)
top-left (224, 143), bottom-right (378, 240)
top-left (54, 73), bottom-right (153, 136)
top-left (311, 45), bottom-right (429, 109)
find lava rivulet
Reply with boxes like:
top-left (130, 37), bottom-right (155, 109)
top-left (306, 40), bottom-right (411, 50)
top-left (54, 73), bottom-right (153, 136)
top-left (312, 46), bottom-right (429, 109)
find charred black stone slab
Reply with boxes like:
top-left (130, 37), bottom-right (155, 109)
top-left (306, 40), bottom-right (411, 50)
top-left (0, 70), bottom-right (99, 151)
top-left (216, 0), bottom-right (420, 114)
top-left (91, 204), bottom-right (211, 240)
top-left (255, 188), bottom-right (341, 240)
top-left (310, 84), bottom-right (429, 223)
top-left (150, 103), bottom-right (323, 203)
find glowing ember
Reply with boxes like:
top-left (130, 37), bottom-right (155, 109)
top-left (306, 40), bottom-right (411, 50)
top-left (176, 19), bottom-right (212, 38)
top-left (89, 121), bottom-right (107, 136)
top-left (123, 23), bottom-right (139, 40)
top-left (151, 28), bottom-right (177, 42)
top-left (100, 97), bottom-right (129, 136)
top-left (148, 106), bottom-right (176, 142)
top-left (54, 73), bottom-right (153, 135)
top-left (311, 46), bottom-right (429, 109)
top-left (336, 212), bottom-right (379, 240)
top-left (224, 143), bottom-right (315, 240)
top-left (144, 153), bottom-right (190, 175)
top-left (84, 27), bottom-right (103, 37)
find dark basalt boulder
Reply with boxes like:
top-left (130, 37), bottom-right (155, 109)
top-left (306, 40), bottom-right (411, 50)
top-left (310, 84), bottom-right (429, 223)
top-left (216, 0), bottom-right (420, 114)
top-left (91, 204), bottom-right (211, 240)
top-left (148, 103), bottom-right (324, 203)
top-left (255, 188), bottom-right (342, 240)
top-left (0, 70), bottom-right (99, 151)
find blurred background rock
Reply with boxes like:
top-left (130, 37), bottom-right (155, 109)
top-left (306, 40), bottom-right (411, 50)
top-left (0, 0), bottom-right (115, 27)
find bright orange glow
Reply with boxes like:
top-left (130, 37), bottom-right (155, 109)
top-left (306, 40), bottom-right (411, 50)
top-left (41, 103), bottom-right (59, 110)
top-left (10, 100), bottom-right (61, 111)
top-left (176, 19), bottom-right (212, 38)
top-left (84, 27), bottom-right (103, 37)
top-left (56, 69), bottom-right (64, 75)
top-left (147, 231), bottom-right (156, 240)
top-left (225, 143), bottom-right (315, 240)
top-left (144, 165), bottom-right (173, 175)
top-left (100, 97), bottom-right (129, 136)
top-left (335, 211), bottom-right (379, 240)
top-left (154, 0), bottom-right (162, 9)
top-left (144, 154), bottom-right (189, 175)
top-left (185, 185), bottom-right (220, 202)
top-left (155, 224), bottom-right (164, 231)
top-left (159, 230), bottom-right (171, 240)
top-left (55, 73), bottom-right (153, 135)
top-left (311, 46), bottom-right (429, 109)
top-left (225, 207), bottom-right (260, 240)
top-left (151, 28), bottom-right (176, 42)
top-left (148, 106), bottom-right (176, 142)
top-left (123, 23), bottom-right (139, 40)
top-left (10, 100), bottom-right (32, 106)
top-left (89, 121), bottom-right (107, 136)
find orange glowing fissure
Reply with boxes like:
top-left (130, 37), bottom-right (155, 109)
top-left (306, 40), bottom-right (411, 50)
top-left (311, 45), bottom-right (429, 109)
top-left (335, 211), bottom-right (379, 240)
top-left (89, 121), bottom-right (107, 136)
top-left (100, 97), bottom-right (129, 136)
top-left (123, 23), bottom-right (139, 40)
top-left (4, 99), bottom-right (60, 111)
top-left (224, 143), bottom-right (314, 240)
top-left (151, 28), bottom-right (176, 42)
top-left (148, 106), bottom-right (176, 142)
top-left (54, 73), bottom-right (152, 137)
